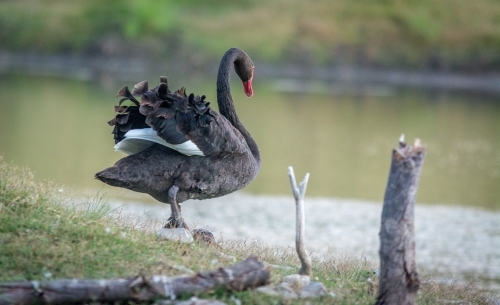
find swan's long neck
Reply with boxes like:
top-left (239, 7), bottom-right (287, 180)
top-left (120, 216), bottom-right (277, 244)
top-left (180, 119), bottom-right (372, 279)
top-left (217, 48), bottom-right (260, 163)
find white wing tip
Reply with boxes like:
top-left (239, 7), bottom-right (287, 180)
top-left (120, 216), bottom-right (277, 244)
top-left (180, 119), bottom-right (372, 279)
top-left (121, 128), bottom-right (205, 156)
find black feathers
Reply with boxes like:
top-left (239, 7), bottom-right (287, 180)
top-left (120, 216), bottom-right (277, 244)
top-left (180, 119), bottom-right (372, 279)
top-left (107, 105), bottom-right (149, 144)
top-left (107, 76), bottom-right (245, 156)
top-left (97, 48), bottom-right (260, 230)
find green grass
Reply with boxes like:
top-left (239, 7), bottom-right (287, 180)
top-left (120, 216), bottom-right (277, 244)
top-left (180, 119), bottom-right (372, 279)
top-left (1, 0), bottom-right (500, 71)
top-left (0, 158), bottom-right (496, 304)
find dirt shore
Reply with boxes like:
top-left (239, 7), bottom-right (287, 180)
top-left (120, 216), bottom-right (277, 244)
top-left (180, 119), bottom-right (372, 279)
top-left (108, 192), bottom-right (500, 293)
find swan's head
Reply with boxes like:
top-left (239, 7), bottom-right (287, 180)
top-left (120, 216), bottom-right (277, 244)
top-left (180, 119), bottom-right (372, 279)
top-left (234, 55), bottom-right (254, 98)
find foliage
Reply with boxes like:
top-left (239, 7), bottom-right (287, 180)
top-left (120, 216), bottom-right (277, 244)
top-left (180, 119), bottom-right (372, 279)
top-left (1, 0), bottom-right (500, 70)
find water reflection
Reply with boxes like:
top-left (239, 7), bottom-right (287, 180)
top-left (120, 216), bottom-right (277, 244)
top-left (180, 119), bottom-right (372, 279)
top-left (0, 74), bottom-right (499, 209)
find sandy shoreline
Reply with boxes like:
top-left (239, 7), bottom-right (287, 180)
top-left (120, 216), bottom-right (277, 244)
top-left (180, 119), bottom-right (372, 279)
top-left (106, 192), bottom-right (500, 293)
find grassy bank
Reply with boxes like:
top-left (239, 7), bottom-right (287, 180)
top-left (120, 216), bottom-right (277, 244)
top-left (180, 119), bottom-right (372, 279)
top-left (0, 159), bottom-right (495, 304)
top-left (1, 0), bottom-right (500, 71)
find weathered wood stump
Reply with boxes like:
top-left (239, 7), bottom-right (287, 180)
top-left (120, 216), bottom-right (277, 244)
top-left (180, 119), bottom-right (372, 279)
top-left (375, 137), bottom-right (426, 305)
top-left (287, 166), bottom-right (312, 276)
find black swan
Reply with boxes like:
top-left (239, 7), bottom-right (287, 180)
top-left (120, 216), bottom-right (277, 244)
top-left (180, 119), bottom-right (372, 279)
top-left (95, 48), bottom-right (260, 229)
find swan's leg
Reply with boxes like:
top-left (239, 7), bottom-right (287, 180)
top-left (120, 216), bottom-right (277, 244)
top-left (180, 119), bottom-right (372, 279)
top-left (164, 185), bottom-right (189, 229)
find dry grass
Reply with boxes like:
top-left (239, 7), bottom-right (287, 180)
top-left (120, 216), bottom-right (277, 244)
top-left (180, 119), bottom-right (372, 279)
top-left (0, 158), bottom-right (497, 304)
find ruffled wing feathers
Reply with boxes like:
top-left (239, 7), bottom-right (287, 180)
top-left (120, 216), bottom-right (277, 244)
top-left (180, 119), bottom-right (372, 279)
top-left (107, 76), bottom-right (248, 156)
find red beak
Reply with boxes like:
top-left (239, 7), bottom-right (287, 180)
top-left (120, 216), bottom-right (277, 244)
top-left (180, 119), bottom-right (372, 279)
top-left (242, 78), bottom-right (253, 97)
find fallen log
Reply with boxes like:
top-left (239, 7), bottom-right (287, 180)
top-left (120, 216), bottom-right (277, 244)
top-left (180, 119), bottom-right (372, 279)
top-left (375, 136), bottom-right (426, 305)
top-left (0, 256), bottom-right (270, 305)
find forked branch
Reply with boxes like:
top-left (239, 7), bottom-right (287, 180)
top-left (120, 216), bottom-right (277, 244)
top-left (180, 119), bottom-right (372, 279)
top-left (287, 166), bottom-right (312, 276)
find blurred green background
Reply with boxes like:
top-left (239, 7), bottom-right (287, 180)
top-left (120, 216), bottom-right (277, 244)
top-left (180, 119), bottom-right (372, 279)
top-left (0, 0), bottom-right (499, 209)
top-left (2, 0), bottom-right (500, 70)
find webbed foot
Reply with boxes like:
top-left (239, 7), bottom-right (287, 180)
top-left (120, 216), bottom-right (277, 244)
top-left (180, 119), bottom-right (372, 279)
top-left (164, 216), bottom-right (189, 230)
top-left (164, 185), bottom-right (189, 229)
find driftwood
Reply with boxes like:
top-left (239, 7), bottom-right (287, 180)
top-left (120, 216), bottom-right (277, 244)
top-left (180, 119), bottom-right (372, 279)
top-left (375, 136), bottom-right (426, 305)
top-left (0, 256), bottom-right (269, 305)
top-left (287, 166), bottom-right (312, 276)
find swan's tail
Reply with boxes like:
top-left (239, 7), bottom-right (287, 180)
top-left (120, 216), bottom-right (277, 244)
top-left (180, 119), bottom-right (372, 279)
top-left (95, 167), bottom-right (128, 188)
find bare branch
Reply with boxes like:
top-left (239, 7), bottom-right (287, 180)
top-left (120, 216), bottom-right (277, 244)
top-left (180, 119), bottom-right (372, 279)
top-left (287, 166), bottom-right (312, 276)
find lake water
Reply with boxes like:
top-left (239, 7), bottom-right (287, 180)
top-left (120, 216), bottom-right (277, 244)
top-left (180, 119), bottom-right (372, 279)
top-left (0, 73), bottom-right (499, 209)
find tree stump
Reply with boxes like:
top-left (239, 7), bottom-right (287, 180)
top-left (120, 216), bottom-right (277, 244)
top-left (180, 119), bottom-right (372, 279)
top-left (375, 137), bottom-right (426, 305)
